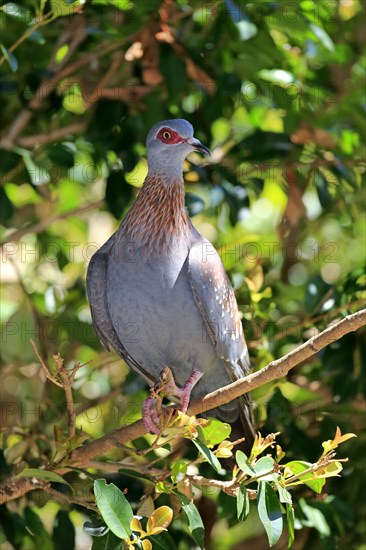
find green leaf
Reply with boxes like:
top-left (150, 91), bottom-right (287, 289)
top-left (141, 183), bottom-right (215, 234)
top-left (236, 20), bottom-right (258, 40)
top-left (83, 518), bottom-right (109, 537)
top-left (304, 276), bottom-right (332, 313)
top-left (236, 450), bottom-right (255, 476)
top-left (177, 493), bottom-right (205, 549)
top-left (236, 484), bottom-right (250, 522)
top-left (276, 484), bottom-right (292, 505)
top-left (50, 0), bottom-right (77, 17)
top-left (106, 170), bottom-right (133, 219)
top-left (48, 144), bottom-right (74, 168)
top-left (0, 187), bottom-right (14, 225)
top-left (285, 461), bottom-right (325, 494)
top-left (0, 44), bottom-right (18, 72)
top-left (118, 468), bottom-right (154, 483)
top-left (91, 530), bottom-right (122, 550)
top-left (22, 154), bottom-right (50, 186)
top-left (2, 2), bottom-right (32, 22)
top-left (309, 23), bottom-right (334, 51)
top-left (332, 164), bottom-right (358, 189)
top-left (93, 479), bottom-right (133, 539)
top-left (299, 498), bottom-right (331, 538)
top-left (197, 418), bottom-right (231, 446)
top-left (185, 192), bottom-right (206, 217)
top-left (146, 531), bottom-right (177, 550)
top-left (192, 439), bottom-right (222, 473)
top-left (286, 503), bottom-right (295, 548)
top-left (257, 481), bottom-right (283, 547)
top-left (147, 506), bottom-right (173, 533)
top-left (258, 69), bottom-right (294, 84)
top-left (53, 510), bottom-right (75, 550)
top-left (313, 171), bottom-right (332, 208)
top-left (253, 456), bottom-right (275, 476)
top-left (171, 460), bottom-right (187, 484)
top-left (16, 468), bottom-right (70, 486)
top-left (24, 507), bottom-right (52, 548)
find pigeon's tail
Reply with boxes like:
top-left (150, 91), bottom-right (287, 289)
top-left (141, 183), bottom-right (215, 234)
top-left (211, 394), bottom-right (255, 456)
top-left (237, 396), bottom-right (255, 456)
top-left (233, 396), bottom-right (256, 455)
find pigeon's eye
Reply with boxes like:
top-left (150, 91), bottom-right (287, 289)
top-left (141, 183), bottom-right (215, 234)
top-left (156, 127), bottom-right (181, 144)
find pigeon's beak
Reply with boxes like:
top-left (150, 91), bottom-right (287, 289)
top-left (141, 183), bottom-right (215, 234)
top-left (188, 137), bottom-right (211, 156)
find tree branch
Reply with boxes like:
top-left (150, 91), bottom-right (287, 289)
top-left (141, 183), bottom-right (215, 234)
top-left (0, 309), bottom-right (364, 504)
top-left (0, 200), bottom-right (103, 245)
top-left (0, 477), bottom-right (50, 505)
top-left (69, 309), bottom-right (365, 465)
top-left (17, 121), bottom-right (87, 148)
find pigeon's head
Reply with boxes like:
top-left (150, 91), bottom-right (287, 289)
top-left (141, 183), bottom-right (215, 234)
top-left (146, 119), bottom-right (210, 180)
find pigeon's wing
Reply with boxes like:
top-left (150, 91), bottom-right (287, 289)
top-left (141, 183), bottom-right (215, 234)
top-left (86, 247), bottom-right (154, 383)
top-left (187, 241), bottom-right (250, 376)
top-left (187, 241), bottom-right (254, 448)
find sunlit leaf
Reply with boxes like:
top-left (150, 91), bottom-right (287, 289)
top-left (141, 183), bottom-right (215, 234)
top-left (93, 479), bottom-right (133, 539)
top-left (321, 427), bottom-right (357, 456)
top-left (2, 2), bottom-right (32, 21)
top-left (131, 517), bottom-right (145, 534)
top-left (236, 484), bottom-right (250, 522)
top-left (197, 418), bottom-right (231, 446)
top-left (177, 493), bottom-right (205, 549)
top-left (192, 439), bottom-right (222, 473)
top-left (0, 44), bottom-right (18, 72)
top-left (286, 503), bottom-right (295, 548)
top-left (284, 461), bottom-right (325, 494)
top-left (257, 481), bottom-right (283, 547)
top-left (171, 460), bottom-right (187, 484)
top-left (236, 450), bottom-right (255, 476)
top-left (16, 468), bottom-right (70, 486)
top-left (253, 456), bottom-right (275, 476)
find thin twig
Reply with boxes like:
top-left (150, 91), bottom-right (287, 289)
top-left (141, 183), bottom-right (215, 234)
top-left (187, 474), bottom-right (257, 499)
top-left (43, 486), bottom-right (97, 512)
top-left (272, 298), bottom-right (366, 343)
top-left (0, 12), bottom-right (53, 66)
top-left (54, 353), bottom-right (76, 439)
top-left (30, 339), bottom-right (63, 388)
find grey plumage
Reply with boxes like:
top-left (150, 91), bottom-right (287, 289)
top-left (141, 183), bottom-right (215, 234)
top-left (87, 119), bottom-right (254, 446)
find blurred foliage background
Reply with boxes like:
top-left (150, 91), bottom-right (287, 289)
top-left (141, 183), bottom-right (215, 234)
top-left (0, 0), bottom-right (365, 548)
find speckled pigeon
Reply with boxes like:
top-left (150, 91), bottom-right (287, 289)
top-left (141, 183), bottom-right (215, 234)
top-left (87, 119), bottom-right (254, 448)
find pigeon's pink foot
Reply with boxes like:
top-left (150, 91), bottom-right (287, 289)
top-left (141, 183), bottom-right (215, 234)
top-left (181, 370), bottom-right (203, 412)
top-left (142, 397), bottom-right (161, 434)
top-left (142, 368), bottom-right (203, 434)
top-left (164, 369), bottom-right (203, 412)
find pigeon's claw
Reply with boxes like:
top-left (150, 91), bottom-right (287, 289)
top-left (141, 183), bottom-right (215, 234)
top-left (163, 368), bottom-right (203, 412)
top-left (142, 368), bottom-right (203, 434)
top-left (142, 397), bottom-right (161, 434)
top-left (180, 370), bottom-right (203, 412)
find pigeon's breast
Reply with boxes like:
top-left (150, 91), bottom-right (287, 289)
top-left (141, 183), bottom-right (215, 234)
top-left (106, 242), bottom-right (220, 386)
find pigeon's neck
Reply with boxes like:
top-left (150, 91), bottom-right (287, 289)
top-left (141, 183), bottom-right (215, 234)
top-left (147, 150), bottom-right (187, 182)
top-left (121, 172), bottom-right (191, 255)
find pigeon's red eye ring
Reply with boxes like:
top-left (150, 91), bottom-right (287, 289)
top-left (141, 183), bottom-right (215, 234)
top-left (156, 127), bottom-right (183, 144)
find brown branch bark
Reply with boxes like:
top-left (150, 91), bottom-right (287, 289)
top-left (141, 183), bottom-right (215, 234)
top-left (0, 477), bottom-right (50, 505)
top-left (69, 308), bottom-right (366, 466)
top-left (17, 121), bottom-right (87, 148)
